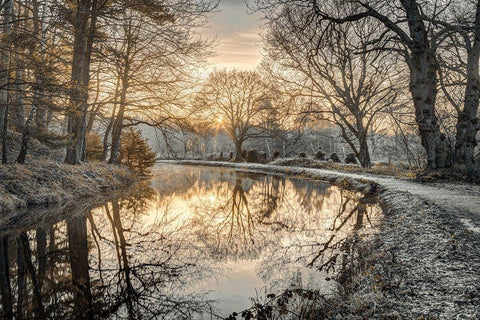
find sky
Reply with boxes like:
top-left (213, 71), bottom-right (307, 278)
top-left (206, 0), bottom-right (263, 70)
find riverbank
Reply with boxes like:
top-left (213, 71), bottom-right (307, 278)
top-left (166, 160), bottom-right (480, 319)
top-left (0, 160), bottom-right (136, 213)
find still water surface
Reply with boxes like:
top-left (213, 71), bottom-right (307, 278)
top-left (0, 164), bottom-right (381, 319)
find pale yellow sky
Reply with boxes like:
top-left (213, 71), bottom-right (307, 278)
top-left (207, 0), bottom-right (263, 70)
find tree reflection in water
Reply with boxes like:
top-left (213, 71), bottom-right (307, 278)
top-left (0, 165), bottom-right (382, 319)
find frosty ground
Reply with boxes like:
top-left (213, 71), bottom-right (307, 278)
top-left (166, 160), bottom-right (480, 319)
top-left (0, 133), bottom-right (136, 214)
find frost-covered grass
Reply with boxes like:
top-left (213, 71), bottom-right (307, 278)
top-left (0, 160), bottom-right (135, 213)
top-left (271, 157), bottom-right (421, 179)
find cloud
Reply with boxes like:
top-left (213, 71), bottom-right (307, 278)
top-left (233, 32), bottom-right (261, 40)
top-left (205, 0), bottom-right (263, 69)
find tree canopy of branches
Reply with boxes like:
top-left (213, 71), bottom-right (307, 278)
top-left (262, 13), bottom-right (400, 167)
top-left (254, 0), bottom-right (480, 172)
top-left (195, 69), bottom-right (275, 161)
top-left (0, 0), bottom-right (217, 165)
top-left (98, 0), bottom-right (216, 164)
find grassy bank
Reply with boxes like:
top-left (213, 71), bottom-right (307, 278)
top-left (271, 157), bottom-right (420, 179)
top-left (0, 160), bottom-right (135, 213)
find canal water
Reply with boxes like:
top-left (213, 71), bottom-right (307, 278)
top-left (0, 164), bottom-right (381, 319)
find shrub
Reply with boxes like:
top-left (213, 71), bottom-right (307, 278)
top-left (272, 150), bottom-right (281, 160)
top-left (329, 152), bottom-right (341, 163)
top-left (86, 133), bottom-right (104, 161)
top-left (344, 153), bottom-right (357, 164)
top-left (119, 128), bottom-right (157, 176)
top-left (245, 149), bottom-right (267, 163)
top-left (314, 150), bottom-right (326, 160)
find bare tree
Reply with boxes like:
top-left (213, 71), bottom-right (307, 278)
top-left (263, 16), bottom-right (399, 167)
top-left (430, 0), bottom-right (480, 178)
top-left (254, 0), bottom-right (455, 170)
top-left (87, 0), bottom-right (217, 164)
top-left (196, 69), bottom-right (274, 161)
top-left (65, 0), bottom-right (107, 165)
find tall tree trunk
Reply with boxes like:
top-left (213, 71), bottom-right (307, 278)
top-left (108, 104), bottom-right (125, 164)
top-left (102, 110), bottom-right (115, 161)
top-left (409, 54), bottom-right (452, 169)
top-left (16, 107), bottom-right (35, 164)
top-left (0, 110), bottom-right (6, 164)
top-left (67, 215), bottom-right (93, 319)
top-left (234, 138), bottom-right (243, 162)
top-left (85, 64), bottom-right (103, 135)
top-left (402, 0), bottom-right (453, 169)
top-left (12, 0), bottom-right (26, 131)
top-left (337, 122), bottom-right (371, 168)
top-left (102, 80), bottom-right (120, 161)
top-left (356, 122), bottom-right (372, 168)
top-left (0, 0), bottom-right (13, 165)
top-left (108, 65), bottom-right (130, 164)
top-left (11, 0), bottom-right (28, 132)
top-left (65, 0), bottom-right (97, 165)
top-left (358, 134), bottom-right (371, 168)
top-left (32, 0), bottom-right (50, 131)
top-left (13, 62), bottom-right (25, 131)
top-left (455, 0), bottom-right (480, 178)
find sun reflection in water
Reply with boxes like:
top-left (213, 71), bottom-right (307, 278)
top-left (0, 164), bottom-right (382, 319)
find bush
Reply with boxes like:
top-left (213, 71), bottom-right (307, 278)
top-left (344, 153), bottom-right (357, 164)
top-left (272, 150), bottom-right (281, 160)
top-left (314, 150), bottom-right (326, 161)
top-left (119, 128), bottom-right (157, 176)
top-left (329, 152), bottom-right (341, 163)
top-left (241, 149), bottom-right (247, 160)
top-left (245, 149), bottom-right (267, 163)
top-left (86, 133), bottom-right (103, 161)
top-left (298, 152), bottom-right (307, 158)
